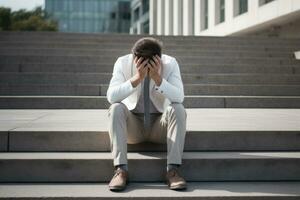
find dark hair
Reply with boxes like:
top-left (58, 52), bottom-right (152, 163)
top-left (131, 37), bottom-right (163, 59)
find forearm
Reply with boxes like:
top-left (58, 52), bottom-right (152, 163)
top-left (107, 79), bottom-right (137, 103)
top-left (155, 78), bottom-right (184, 103)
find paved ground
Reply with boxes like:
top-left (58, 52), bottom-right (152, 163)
top-left (0, 182), bottom-right (300, 198)
top-left (1, 109), bottom-right (300, 132)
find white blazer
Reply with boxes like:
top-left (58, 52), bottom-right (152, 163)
top-left (106, 53), bottom-right (184, 113)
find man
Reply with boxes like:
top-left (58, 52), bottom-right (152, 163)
top-left (106, 37), bottom-right (187, 191)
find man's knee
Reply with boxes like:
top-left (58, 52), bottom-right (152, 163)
top-left (108, 103), bottom-right (128, 118)
top-left (167, 103), bottom-right (187, 120)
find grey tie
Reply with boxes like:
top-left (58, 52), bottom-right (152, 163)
top-left (143, 75), bottom-right (150, 131)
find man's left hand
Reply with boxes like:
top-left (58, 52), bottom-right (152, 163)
top-left (148, 55), bottom-right (162, 86)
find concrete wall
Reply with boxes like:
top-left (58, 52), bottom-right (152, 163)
top-left (149, 0), bottom-right (300, 38)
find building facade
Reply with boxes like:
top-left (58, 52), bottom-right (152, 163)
top-left (148, 0), bottom-right (300, 37)
top-left (130, 0), bottom-right (150, 34)
top-left (45, 0), bottom-right (131, 33)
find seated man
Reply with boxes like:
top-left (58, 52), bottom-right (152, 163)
top-left (106, 37), bottom-right (187, 191)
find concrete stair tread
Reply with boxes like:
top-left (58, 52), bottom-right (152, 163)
top-left (2, 72), bottom-right (300, 85)
top-left (2, 83), bottom-right (300, 86)
top-left (2, 71), bottom-right (300, 76)
top-left (1, 151), bottom-right (300, 159)
top-left (1, 109), bottom-right (300, 132)
top-left (0, 182), bottom-right (299, 199)
top-left (1, 151), bottom-right (299, 182)
top-left (2, 84), bottom-right (300, 97)
top-left (2, 95), bottom-right (300, 98)
top-left (1, 109), bottom-right (300, 151)
top-left (2, 95), bottom-right (300, 109)
top-left (0, 46), bottom-right (296, 53)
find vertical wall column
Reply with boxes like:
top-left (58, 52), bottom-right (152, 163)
top-left (208, 0), bottom-right (215, 28)
top-left (164, 0), bottom-right (174, 35)
top-left (156, 0), bottom-right (165, 35)
top-left (183, 0), bottom-right (194, 35)
top-left (194, 0), bottom-right (202, 35)
top-left (173, 0), bottom-right (183, 35)
top-left (149, 0), bottom-right (157, 35)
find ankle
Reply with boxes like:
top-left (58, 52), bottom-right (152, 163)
top-left (167, 164), bottom-right (180, 172)
top-left (115, 164), bottom-right (128, 171)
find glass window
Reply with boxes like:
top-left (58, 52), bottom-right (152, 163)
top-left (143, 20), bottom-right (149, 34)
top-left (259, 0), bottom-right (275, 6)
top-left (239, 0), bottom-right (248, 15)
top-left (220, 0), bottom-right (225, 23)
top-left (201, 0), bottom-right (208, 30)
top-left (215, 0), bottom-right (225, 24)
top-left (133, 7), bottom-right (140, 22)
top-left (142, 0), bottom-right (149, 15)
top-left (45, 0), bottom-right (131, 33)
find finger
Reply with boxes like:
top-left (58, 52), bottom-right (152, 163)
top-left (156, 55), bottom-right (162, 65)
top-left (144, 66), bottom-right (149, 73)
top-left (141, 58), bottom-right (149, 68)
top-left (152, 56), bottom-right (160, 66)
top-left (149, 59), bottom-right (156, 68)
top-left (136, 57), bottom-right (144, 66)
top-left (143, 66), bottom-right (149, 75)
top-left (155, 55), bottom-right (161, 62)
top-left (137, 58), bottom-right (147, 70)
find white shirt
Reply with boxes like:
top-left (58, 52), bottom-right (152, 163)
top-left (106, 53), bottom-right (184, 113)
top-left (131, 78), bottom-right (160, 114)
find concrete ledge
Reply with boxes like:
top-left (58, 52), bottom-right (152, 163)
top-left (1, 109), bottom-right (300, 151)
top-left (2, 96), bottom-right (300, 108)
top-left (8, 130), bottom-right (300, 152)
top-left (0, 182), bottom-right (300, 199)
top-left (0, 152), bottom-right (300, 182)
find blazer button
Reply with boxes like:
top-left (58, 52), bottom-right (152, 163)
top-left (161, 91), bottom-right (163, 93)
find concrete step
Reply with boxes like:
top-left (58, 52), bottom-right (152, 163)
top-left (0, 32), bottom-right (299, 46)
top-left (1, 63), bottom-right (297, 74)
top-left (0, 46), bottom-right (296, 54)
top-left (1, 182), bottom-right (300, 199)
top-left (5, 129), bottom-right (300, 152)
top-left (0, 48), bottom-right (294, 58)
top-left (1, 182), bottom-right (299, 199)
top-left (0, 55), bottom-right (298, 65)
top-left (1, 109), bottom-right (299, 152)
top-left (3, 32), bottom-right (299, 43)
top-left (0, 151), bottom-right (300, 182)
top-left (1, 72), bottom-right (300, 85)
top-left (1, 31), bottom-right (299, 40)
top-left (1, 95), bottom-right (300, 108)
top-left (2, 41), bottom-right (298, 53)
top-left (1, 83), bottom-right (300, 96)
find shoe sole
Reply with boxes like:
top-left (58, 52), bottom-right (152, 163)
top-left (169, 184), bottom-right (187, 190)
top-left (109, 186), bottom-right (126, 191)
top-left (166, 181), bottom-right (187, 190)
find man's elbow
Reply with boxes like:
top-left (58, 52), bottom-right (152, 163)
top-left (170, 91), bottom-right (184, 103)
top-left (106, 89), bottom-right (117, 104)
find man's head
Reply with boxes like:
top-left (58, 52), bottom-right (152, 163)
top-left (131, 37), bottom-right (163, 63)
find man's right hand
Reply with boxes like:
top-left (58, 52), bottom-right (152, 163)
top-left (130, 56), bottom-right (149, 88)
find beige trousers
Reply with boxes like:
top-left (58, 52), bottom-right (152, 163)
top-left (108, 102), bottom-right (187, 166)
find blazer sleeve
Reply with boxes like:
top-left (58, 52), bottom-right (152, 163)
top-left (106, 57), bottom-right (138, 104)
top-left (154, 57), bottom-right (185, 103)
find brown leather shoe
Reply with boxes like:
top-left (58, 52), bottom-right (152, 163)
top-left (108, 168), bottom-right (128, 191)
top-left (166, 168), bottom-right (187, 190)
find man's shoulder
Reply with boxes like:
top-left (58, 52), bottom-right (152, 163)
top-left (161, 54), bottom-right (176, 65)
top-left (117, 53), bottom-right (132, 61)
